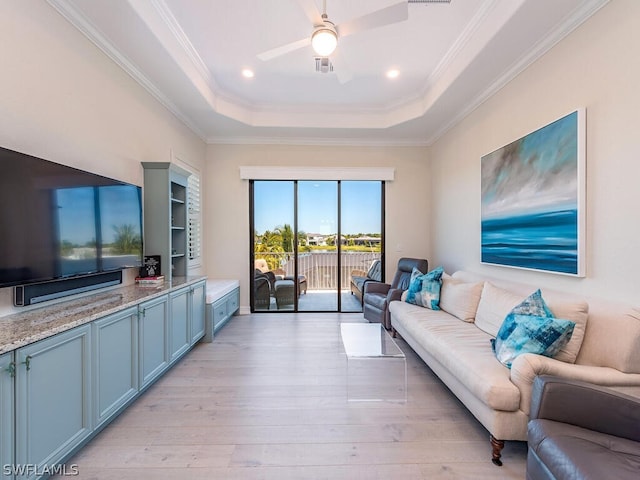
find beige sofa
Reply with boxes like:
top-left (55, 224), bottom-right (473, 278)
top-left (389, 270), bottom-right (640, 466)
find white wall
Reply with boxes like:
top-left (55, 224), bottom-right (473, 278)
top-left (205, 144), bottom-right (430, 311)
top-left (0, 1), bottom-right (206, 315)
top-left (429, 0), bottom-right (640, 304)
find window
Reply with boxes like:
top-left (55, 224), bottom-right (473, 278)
top-left (187, 173), bottom-right (201, 265)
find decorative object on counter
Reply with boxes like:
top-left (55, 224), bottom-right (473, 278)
top-left (140, 255), bottom-right (161, 277)
top-left (135, 275), bottom-right (165, 286)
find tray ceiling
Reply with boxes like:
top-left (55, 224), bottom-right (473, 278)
top-left (48, 0), bottom-right (608, 145)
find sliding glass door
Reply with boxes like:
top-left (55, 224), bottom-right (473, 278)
top-left (297, 181), bottom-right (338, 311)
top-left (251, 180), bottom-right (383, 312)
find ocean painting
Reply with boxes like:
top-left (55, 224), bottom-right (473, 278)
top-left (481, 110), bottom-right (585, 276)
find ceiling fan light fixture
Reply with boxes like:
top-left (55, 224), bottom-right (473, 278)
top-left (311, 24), bottom-right (338, 57)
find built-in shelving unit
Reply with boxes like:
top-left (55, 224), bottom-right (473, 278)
top-left (142, 162), bottom-right (191, 281)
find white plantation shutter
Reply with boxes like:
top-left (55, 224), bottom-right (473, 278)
top-left (187, 173), bottom-right (201, 263)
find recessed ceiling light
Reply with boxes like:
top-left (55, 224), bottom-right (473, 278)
top-left (386, 69), bottom-right (400, 79)
top-left (242, 69), bottom-right (255, 78)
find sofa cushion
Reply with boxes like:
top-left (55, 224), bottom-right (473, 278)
top-left (390, 301), bottom-right (521, 411)
top-left (439, 277), bottom-right (484, 323)
top-left (474, 283), bottom-right (588, 365)
top-left (544, 296), bottom-right (589, 364)
top-left (405, 266), bottom-right (443, 310)
top-left (475, 282), bottom-right (525, 337)
top-left (493, 313), bottom-right (575, 368)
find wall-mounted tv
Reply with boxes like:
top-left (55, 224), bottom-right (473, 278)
top-left (0, 146), bottom-right (143, 288)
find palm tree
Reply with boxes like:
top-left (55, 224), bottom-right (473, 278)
top-left (112, 224), bottom-right (141, 254)
top-left (254, 229), bottom-right (285, 270)
top-left (274, 224), bottom-right (295, 253)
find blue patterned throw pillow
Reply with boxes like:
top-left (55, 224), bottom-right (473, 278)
top-left (405, 267), bottom-right (425, 304)
top-left (492, 313), bottom-right (575, 368)
top-left (511, 289), bottom-right (554, 317)
top-left (405, 266), bottom-right (444, 310)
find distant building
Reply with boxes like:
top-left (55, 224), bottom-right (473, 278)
top-left (352, 236), bottom-right (381, 246)
top-left (306, 233), bottom-right (329, 246)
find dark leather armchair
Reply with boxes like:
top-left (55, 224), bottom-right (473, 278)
top-left (363, 257), bottom-right (428, 329)
top-left (527, 375), bottom-right (640, 480)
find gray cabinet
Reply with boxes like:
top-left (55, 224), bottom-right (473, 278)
top-left (189, 280), bottom-right (206, 344)
top-left (142, 162), bottom-right (191, 281)
top-left (169, 287), bottom-right (190, 363)
top-left (3, 279), bottom-right (205, 478)
top-left (92, 307), bottom-right (138, 428)
top-left (138, 295), bottom-right (169, 389)
top-left (206, 287), bottom-right (240, 339)
top-left (15, 325), bottom-right (92, 479)
top-left (1, 352), bottom-right (14, 480)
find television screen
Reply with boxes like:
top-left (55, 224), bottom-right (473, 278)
top-left (0, 146), bottom-right (143, 287)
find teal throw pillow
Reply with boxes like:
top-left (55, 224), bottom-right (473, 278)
top-left (404, 267), bottom-right (424, 303)
top-left (492, 313), bottom-right (575, 368)
top-left (511, 289), bottom-right (554, 317)
top-left (405, 266), bottom-right (444, 310)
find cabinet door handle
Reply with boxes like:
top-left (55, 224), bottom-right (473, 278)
top-left (5, 361), bottom-right (15, 377)
top-left (140, 308), bottom-right (146, 318)
top-left (22, 355), bottom-right (32, 371)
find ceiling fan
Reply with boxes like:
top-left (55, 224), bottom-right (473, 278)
top-left (257, 0), bottom-right (410, 82)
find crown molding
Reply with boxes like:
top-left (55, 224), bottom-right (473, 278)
top-left (48, 0), bottom-right (610, 145)
top-left (47, 0), bottom-right (207, 141)
top-left (424, 0), bottom-right (610, 145)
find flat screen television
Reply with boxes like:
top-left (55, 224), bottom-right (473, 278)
top-left (0, 145), bottom-right (143, 288)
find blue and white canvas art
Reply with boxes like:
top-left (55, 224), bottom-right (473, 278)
top-left (481, 110), bottom-right (585, 276)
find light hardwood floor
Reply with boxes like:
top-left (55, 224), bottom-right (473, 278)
top-left (60, 313), bottom-right (527, 479)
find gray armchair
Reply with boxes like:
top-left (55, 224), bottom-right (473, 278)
top-left (527, 375), bottom-right (640, 480)
top-left (363, 257), bottom-right (428, 329)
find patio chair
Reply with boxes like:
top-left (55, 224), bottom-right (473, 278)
top-left (350, 259), bottom-right (382, 305)
top-left (273, 268), bottom-right (307, 296)
top-left (254, 275), bottom-right (272, 310)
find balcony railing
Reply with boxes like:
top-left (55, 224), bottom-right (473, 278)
top-left (256, 251), bottom-right (381, 290)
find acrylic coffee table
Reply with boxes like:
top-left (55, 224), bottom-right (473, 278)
top-left (340, 322), bottom-right (407, 402)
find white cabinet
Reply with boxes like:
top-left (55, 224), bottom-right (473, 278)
top-left (15, 325), bottom-right (92, 479)
top-left (1, 352), bottom-right (14, 480)
top-left (92, 307), bottom-right (138, 428)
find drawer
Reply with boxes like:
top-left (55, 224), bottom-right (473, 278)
top-left (212, 299), bottom-right (228, 327)
top-left (226, 290), bottom-right (239, 315)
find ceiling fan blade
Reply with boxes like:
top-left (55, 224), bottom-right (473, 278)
top-left (336, 2), bottom-right (409, 38)
top-left (257, 37), bottom-right (311, 61)
top-left (295, 0), bottom-right (323, 25)
top-left (330, 51), bottom-right (353, 84)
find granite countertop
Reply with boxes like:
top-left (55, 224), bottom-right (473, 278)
top-left (0, 276), bottom-right (206, 355)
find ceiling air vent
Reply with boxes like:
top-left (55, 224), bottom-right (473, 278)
top-left (315, 57), bottom-right (334, 74)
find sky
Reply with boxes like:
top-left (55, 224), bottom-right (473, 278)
top-left (253, 180), bottom-right (382, 235)
top-left (57, 185), bottom-right (142, 244)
